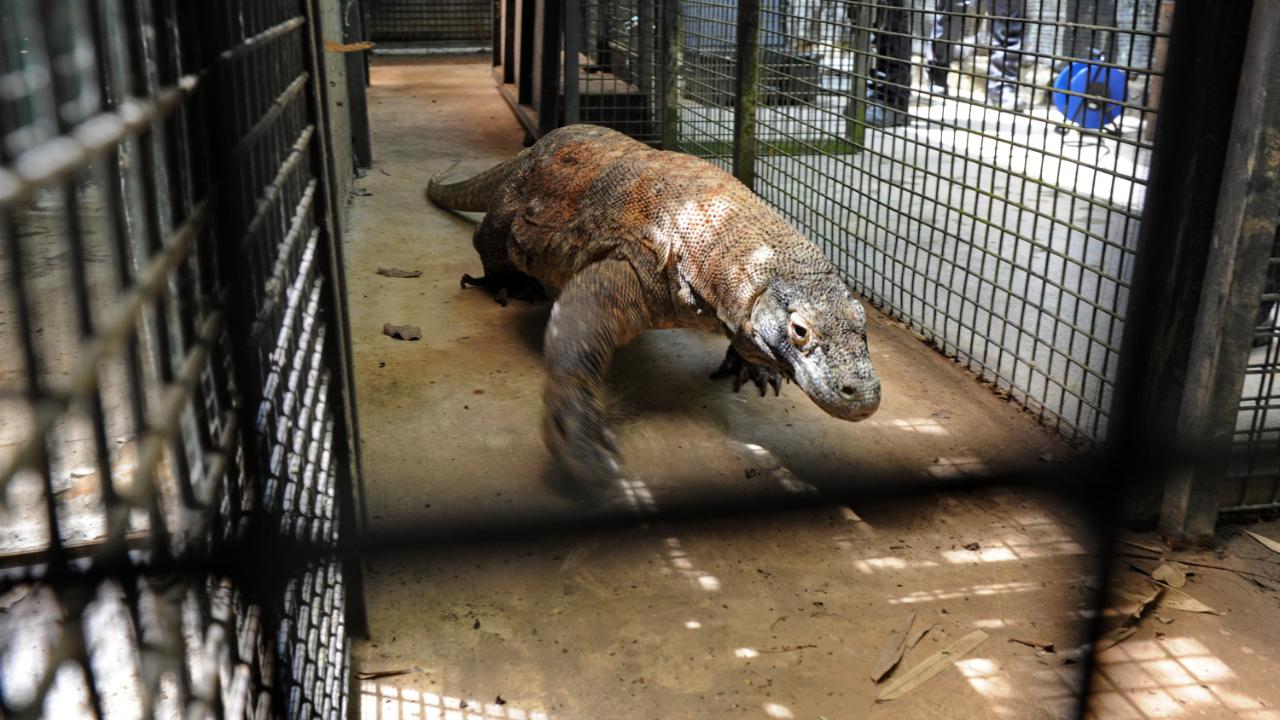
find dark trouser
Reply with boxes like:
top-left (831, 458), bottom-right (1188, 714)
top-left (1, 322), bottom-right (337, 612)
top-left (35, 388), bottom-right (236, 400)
top-left (869, 0), bottom-right (911, 110)
top-left (926, 0), bottom-right (1025, 102)
top-left (1065, 0), bottom-right (1117, 61)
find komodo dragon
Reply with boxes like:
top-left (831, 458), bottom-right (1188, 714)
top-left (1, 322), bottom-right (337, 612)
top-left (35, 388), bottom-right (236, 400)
top-left (427, 124), bottom-right (881, 484)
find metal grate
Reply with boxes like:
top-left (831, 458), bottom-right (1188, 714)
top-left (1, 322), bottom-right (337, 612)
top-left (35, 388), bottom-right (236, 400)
top-left (674, 0), bottom-right (1170, 443)
top-left (677, 0), bottom-right (739, 169)
top-left (1224, 223), bottom-right (1280, 513)
top-left (0, 0), bottom-right (358, 718)
top-left (368, 0), bottom-right (495, 45)
top-left (565, 0), bottom-right (665, 144)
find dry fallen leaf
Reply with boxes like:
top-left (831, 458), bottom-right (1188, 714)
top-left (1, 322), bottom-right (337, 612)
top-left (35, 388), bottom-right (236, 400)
top-left (1086, 585), bottom-right (1165, 656)
top-left (1157, 585), bottom-right (1220, 615)
top-left (382, 323), bottom-right (422, 341)
top-left (906, 622), bottom-right (936, 651)
top-left (1245, 530), bottom-right (1280, 555)
top-left (876, 630), bottom-right (988, 701)
top-left (871, 609), bottom-right (917, 682)
top-left (325, 40), bottom-right (375, 53)
top-left (1118, 586), bottom-right (1165, 623)
top-left (1096, 625), bottom-right (1137, 652)
top-left (377, 267), bottom-right (423, 278)
top-left (1153, 563), bottom-right (1188, 589)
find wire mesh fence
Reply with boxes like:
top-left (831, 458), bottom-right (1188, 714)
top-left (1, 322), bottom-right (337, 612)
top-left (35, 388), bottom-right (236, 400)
top-left (1226, 223), bottom-right (1280, 513)
top-left (0, 0), bottom-right (358, 717)
top-left (673, 0), bottom-right (1170, 443)
top-left (565, 0), bottom-right (665, 144)
top-left (368, 0), bottom-right (495, 45)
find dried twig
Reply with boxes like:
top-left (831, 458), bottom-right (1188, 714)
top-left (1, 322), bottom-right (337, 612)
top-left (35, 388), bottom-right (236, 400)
top-left (757, 644), bottom-right (818, 654)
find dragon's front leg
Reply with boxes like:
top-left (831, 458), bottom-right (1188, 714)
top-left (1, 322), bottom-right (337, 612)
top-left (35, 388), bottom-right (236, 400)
top-left (711, 345), bottom-right (788, 397)
top-left (542, 259), bottom-right (654, 485)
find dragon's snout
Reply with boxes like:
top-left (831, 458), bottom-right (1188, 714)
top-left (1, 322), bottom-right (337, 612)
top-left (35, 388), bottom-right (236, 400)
top-left (837, 375), bottom-right (881, 420)
top-left (804, 368), bottom-right (880, 422)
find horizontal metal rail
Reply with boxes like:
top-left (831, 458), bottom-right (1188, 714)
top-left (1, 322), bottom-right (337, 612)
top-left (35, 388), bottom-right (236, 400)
top-left (0, 75), bottom-right (199, 209)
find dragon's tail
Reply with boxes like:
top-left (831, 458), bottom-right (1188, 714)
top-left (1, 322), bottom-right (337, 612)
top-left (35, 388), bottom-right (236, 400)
top-left (426, 157), bottom-right (518, 212)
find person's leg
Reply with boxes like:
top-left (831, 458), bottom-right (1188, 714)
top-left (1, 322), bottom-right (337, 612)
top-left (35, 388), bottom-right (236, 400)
top-left (926, 0), bottom-right (969, 92)
top-left (986, 0), bottom-right (1025, 108)
top-left (868, 0), bottom-right (912, 125)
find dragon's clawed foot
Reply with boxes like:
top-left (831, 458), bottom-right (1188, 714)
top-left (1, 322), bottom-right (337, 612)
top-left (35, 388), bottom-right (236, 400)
top-left (545, 384), bottom-right (622, 485)
top-left (711, 345), bottom-right (787, 397)
top-left (459, 271), bottom-right (548, 306)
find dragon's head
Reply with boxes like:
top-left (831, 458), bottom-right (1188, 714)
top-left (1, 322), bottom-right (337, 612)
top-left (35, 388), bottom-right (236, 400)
top-left (739, 274), bottom-right (881, 421)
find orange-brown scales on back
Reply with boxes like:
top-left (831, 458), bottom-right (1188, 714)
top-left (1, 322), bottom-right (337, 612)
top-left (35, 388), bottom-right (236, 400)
top-left (428, 124), bottom-right (881, 488)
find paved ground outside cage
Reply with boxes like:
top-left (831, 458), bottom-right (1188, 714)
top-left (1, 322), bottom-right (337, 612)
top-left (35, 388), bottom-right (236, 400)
top-left (341, 57), bottom-right (1280, 719)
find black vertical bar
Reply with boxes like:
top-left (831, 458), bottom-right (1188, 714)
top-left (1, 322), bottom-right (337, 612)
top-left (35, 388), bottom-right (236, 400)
top-left (638, 0), bottom-right (654, 100)
top-left (345, 0), bottom-right (373, 167)
top-left (733, 0), bottom-right (760, 188)
top-left (502, 0), bottom-right (517, 83)
top-left (564, 0), bottom-right (581, 124)
top-left (1110, 0), bottom-right (1254, 528)
top-left (660, 0), bottom-right (679, 149)
top-left (536, 0), bottom-right (561, 136)
top-left (1159, 0), bottom-right (1280, 542)
top-left (516, 0), bottom-right (535, 102)
top-left (493, 0), bottom-right (502, 66)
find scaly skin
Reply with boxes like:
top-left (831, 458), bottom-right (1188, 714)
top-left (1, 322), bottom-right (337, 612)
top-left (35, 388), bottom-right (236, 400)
top-left (428, 125), bottom-right (880, 484)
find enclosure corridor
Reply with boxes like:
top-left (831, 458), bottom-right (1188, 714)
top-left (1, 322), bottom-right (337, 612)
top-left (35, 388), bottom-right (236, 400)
top-left (338, 55), bottom-right (1110, 719)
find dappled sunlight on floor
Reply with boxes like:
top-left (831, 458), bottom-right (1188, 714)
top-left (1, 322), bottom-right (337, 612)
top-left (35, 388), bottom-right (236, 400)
top-left (362, 682), bottom-right (550, 720)
top-left (1086, 637), bottom-right (1280, 719)
top-left (955, 656), bottom-right (1087, 718)
top-left (835, 499), bottom-right (1090, 575)
top-left (662, 536), bottom-right (721, 592)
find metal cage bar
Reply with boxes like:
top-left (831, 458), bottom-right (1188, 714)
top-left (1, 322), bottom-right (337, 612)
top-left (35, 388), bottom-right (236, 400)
top-left (0, 0), bottom-right (360, 717)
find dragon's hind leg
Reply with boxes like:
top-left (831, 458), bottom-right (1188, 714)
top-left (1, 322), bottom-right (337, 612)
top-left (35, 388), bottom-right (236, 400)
top-left (711, 345), bottom-right (789, 397)
top-left (459, 270), bottom-right (547, 306)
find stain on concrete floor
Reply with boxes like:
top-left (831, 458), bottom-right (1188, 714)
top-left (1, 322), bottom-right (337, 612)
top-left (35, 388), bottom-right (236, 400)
top-left (345, 56), bottom-right (1110, 719)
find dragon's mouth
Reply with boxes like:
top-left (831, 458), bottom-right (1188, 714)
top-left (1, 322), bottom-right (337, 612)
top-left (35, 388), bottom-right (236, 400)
top-left (790, 362), bottom-right (881, 422)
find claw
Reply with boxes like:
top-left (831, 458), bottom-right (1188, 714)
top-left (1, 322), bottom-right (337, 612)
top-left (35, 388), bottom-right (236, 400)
top-left (601, 428), bottom-right (620, 455)
top-left (712, 345), bottom-right (785, 400)
top-left (460, 270), bottom-right (547, 305)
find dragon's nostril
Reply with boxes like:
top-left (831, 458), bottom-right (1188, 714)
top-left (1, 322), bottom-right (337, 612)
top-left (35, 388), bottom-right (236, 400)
top-left (841, 385), bottom-right (856, 397)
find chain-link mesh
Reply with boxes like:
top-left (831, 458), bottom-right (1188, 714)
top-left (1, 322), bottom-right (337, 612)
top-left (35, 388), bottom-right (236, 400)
top-left (368, 0), bottom-right (495, 44)
top-left (673, 0), bottom-right (1170, 443)
top-left (0, 0), bottom-right (357, 717)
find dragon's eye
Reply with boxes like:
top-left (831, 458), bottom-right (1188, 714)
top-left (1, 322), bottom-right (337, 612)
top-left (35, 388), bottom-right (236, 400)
top-left (788, 313), bottom-right (813, 350)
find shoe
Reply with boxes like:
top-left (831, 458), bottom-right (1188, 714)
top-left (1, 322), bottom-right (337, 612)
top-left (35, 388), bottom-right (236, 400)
top-left (989, 95), bottom-right (1027, 113)
top-left (866, 105), bottom-right (909, 128)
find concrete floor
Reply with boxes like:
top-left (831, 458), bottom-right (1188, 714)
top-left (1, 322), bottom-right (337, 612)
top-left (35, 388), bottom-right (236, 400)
top-left (346, 57), bottom-right (1110, 719)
